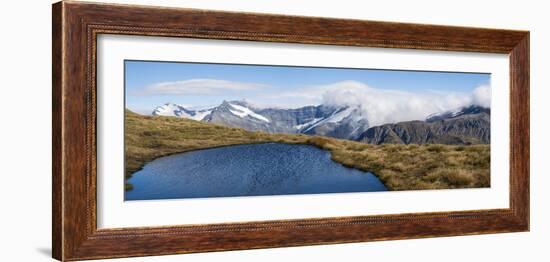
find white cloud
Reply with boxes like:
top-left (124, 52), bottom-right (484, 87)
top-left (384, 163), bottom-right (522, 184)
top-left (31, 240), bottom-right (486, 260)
top-left (275, 80), bottom-right (490, 126)
top-left (142, 79), bottom-right (266, 95)
top-left (472, 84), bottom-right (491, 108)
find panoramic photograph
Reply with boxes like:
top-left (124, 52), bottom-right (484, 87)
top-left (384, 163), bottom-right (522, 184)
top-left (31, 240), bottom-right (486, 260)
top-left (124, 60), bottom-right (491, 201)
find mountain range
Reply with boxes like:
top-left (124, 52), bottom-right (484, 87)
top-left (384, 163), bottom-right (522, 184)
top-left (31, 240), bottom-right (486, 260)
top-left (151, 101), bottom-right (490, 145)
top-left (153, 100), bottom-right (370, 140)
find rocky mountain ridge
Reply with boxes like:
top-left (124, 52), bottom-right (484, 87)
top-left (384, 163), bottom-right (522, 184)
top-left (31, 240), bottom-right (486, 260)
top-left (151, 101), bottom-right (489, 144)
top-left (358, 105), bottom-right (490, 145)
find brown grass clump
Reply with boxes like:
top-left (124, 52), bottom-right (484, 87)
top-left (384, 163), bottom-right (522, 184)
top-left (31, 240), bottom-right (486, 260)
top-left (125, 110), bottom-right (490, 191)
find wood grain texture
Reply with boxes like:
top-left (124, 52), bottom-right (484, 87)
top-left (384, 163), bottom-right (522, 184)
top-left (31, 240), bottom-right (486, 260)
top-left (52, 2), bottom-right (63, 260)
top-left (509, 35), bottom-right (530, 226)
top-left (52, 1), bottom-right (530, 261)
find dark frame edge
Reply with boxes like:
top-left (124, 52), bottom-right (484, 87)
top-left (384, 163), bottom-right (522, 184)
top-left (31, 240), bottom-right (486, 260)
top-left (52, 1), bottom-right (64, 261)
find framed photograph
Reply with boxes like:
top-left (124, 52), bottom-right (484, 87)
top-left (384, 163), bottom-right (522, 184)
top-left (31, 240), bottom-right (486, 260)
top-left (52, 1), bottom-right (529, 261)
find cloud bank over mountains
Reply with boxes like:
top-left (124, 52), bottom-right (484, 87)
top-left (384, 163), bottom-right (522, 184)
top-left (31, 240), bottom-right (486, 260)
top-left (318, 81), bottom-right (490, 126)
top-left (137, 78), bottom-right (490, 126)
top-left (472, 84), bottom-right (491, 108)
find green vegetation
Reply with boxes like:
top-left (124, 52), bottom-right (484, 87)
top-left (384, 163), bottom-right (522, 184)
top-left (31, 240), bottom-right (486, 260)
top-left (125, 110), bottom-right (490, 191)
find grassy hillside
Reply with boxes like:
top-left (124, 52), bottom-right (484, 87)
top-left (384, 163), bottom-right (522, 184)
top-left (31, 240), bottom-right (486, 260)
top-left (125, 110), bottom-right (490, 191)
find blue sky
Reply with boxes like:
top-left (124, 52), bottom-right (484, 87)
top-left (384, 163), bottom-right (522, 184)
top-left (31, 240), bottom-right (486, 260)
top-left (125, 60), bottom-right (491, 121)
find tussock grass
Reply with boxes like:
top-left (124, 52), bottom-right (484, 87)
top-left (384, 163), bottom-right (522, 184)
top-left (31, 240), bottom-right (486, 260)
top-left (125, 110), bottom-right (490, 191)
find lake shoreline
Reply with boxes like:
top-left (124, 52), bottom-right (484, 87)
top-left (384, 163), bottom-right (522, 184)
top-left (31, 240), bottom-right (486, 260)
top-left (126, 143), bottom-right (388, 200)
top-left (125, 140), bottom-right (371, 191)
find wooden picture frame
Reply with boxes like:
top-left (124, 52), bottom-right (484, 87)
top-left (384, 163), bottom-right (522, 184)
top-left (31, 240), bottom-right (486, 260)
top-left (52, 1), bottom-right (529, 261)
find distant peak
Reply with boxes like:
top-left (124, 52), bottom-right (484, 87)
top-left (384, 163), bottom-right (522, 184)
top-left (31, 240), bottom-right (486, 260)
top-left (220, 99), bottom-right (251, 108)
top-left (426, 104), bottom-right (490, 122)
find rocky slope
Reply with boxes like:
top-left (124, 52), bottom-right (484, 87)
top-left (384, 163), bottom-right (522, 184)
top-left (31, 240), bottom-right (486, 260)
top-left (358, 106), bottom-right (490, 145)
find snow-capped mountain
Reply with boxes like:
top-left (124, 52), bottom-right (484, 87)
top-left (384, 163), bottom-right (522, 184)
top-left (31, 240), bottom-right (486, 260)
top-left (151, 100), bottom-right (370, 140)
top-left (425, 105), bottom-right (490, 122)
top-left (152, 103), bottom-right (213, 121)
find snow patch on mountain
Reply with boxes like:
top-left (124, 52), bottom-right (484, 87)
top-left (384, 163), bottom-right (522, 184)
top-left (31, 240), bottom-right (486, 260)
top-left (294, 118), bottom-right (323, 130)
top-left (302, 107), bottom-right (352, 132)
top-left (425, 105), bottom-right (490, 122)
top-left (426, 108), bottom-right (461, 120)
top-left (326, 107), bottom-right (354, 123)
top-left (228, 103), bottom-right (270, 122)
top-left (153, 103), bottom-right (181, 116)
top-left (191, 109), bottom-right (213, 121)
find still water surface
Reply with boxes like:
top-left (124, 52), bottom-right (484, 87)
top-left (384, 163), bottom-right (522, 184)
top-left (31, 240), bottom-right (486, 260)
top-left (125, 143), bottom-right (387, 200)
